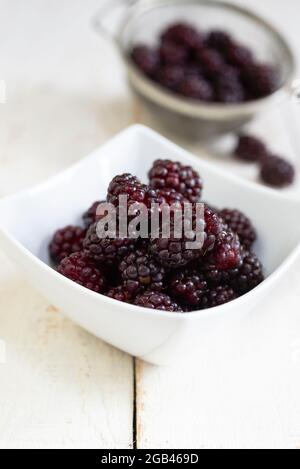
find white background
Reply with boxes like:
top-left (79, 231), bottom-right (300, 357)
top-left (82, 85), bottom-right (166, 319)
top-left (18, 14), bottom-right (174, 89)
top-left (0, 0), bottom-right (300, 449)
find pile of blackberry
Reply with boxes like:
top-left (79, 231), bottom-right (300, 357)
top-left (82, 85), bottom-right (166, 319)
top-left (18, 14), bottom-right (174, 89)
top-left (131, 23), bottom-right (279, 103)
top-left (50, 159), bottom-right (264, 312)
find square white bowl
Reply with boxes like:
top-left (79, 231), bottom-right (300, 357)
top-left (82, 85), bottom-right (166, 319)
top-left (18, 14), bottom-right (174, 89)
top-left (0, 125), bottom-right (300, 365)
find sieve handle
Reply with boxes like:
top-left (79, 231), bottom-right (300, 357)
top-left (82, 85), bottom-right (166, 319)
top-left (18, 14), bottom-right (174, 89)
top-left (91, 0), bottom-right (138, 45)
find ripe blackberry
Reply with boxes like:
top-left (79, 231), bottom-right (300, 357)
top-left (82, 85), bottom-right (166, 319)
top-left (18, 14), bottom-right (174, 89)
top-left (156, 188), bottom-right (188, 206)
top-left (203, 230), bottom-right (243, 271)
top-left (243, 64), bottom-right (278, 98)
top-left (107, 173), bottom-right (146, 207)
top-left (178, 75), bottom-right (214, 101)
top-left (219, 208), bottom-right (257, 250)
top-left (157, 66), bottom-right (185, 91)
top-left (196, 48), bottom-right (225, 78)
top-left (199, 265), bottom-right (239, 287)
top-left (168, 269), bottom-right (208, 307)
top-left (131, 45), bottom-right (160, 77)
top-left (106, 286), bottom-right (132, 304)
top-left (198, 285), bottom-right (236, 309)
top-left (148, 159), bottom-right (203, 203)
top-left (57, 252), bottom-right (107, 293)
top-left (134, 291), bottom-right (183, 312)
top-left (83, 222), bottom-right (137, 266)
top-left (161, 23), bottom-right (203, 50)
top-left (260, 155), bottom-right (295, 188)
top-left (119, 249), bottom-right (166, 295)
top-left (82, 201), bottom-right (105, 228)
top-left (235, 135), bottom-right (268, 162)
top-left (160, 41), bottom-right (188, 66)
top-left (49, 225), bottom-right (86, 264)
top-left (206, 30), bottom-right (233, 52)
top-left (231, 252), bottom-right (264, 294)
top-left (225, 44), bottom-right (254, 69)
top-left (215, 69), bottom-right (245, 103)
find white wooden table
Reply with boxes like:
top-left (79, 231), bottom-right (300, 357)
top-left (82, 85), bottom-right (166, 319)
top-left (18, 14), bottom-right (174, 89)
top-left (1, 0), bottom-right (300, 449)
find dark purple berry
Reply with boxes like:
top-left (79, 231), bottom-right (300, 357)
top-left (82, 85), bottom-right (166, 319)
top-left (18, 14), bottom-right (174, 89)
top-left (57, 252), bottom-right (107, 293)
top-left (219, 208), bottom-right (257, 250)
top-left (235, 135), bottom-right (268, 162)
top-left (119, 249), bottom-right (166, 295)
top-left (83, 222), bottom-right (137, 266)
top-left (161, 23), bottom-right (203, 50)
top-left (203, 230), bottom-right (243, 271)
top-left (225, 44), bottom-right (254, 69)
top-left (168, 269), bottom-right (208, 306)
top-left (83, 201), bottom-right (106, 228)
top-left (198, 285), bottom-right (236, 309)
top-left (106, 286), bottom-right (132, 304)
top-left (134, 291), bottom-right (183, 312)
top-left (260, 155), bottom-right (295, 188)
top-left (156, 66), bottom-right (185, 91)
top-left (230, 252), bottom-right (264, 294)
top-left (131, 45), bottom-right (160, 77)
top-left (49, 225), bottom-right (86, 264)
top-left (178, 75), bottom-right (214, 101)
top-left (206, 30), bottom-right (233, 52)
top-left (243, 64), bottom-right (279, 98)
top-left (148, 159), bottom-right (203, 203)
top-left (196, 48), bottom-right (225, 78)
top-left (160, 41), bottom-right (188, 66)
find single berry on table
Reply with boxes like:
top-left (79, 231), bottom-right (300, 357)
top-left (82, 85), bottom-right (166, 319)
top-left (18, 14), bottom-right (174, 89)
top-left (235, 135), bottom-right (268, 162)
top-left (57, 252), bottom-right (107, 293)
top-left (260, 155), bottom-right (295, 188)
top-left (134, 291), bottom-right (183, 312)
top-left (49, 225), bottom-right (86, 264)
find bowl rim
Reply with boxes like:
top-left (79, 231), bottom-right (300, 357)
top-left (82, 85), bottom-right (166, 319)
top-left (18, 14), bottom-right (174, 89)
top-left (0, 124), bottom-right (300, 320)
top-left (116, 0), bottom-right (296, 118)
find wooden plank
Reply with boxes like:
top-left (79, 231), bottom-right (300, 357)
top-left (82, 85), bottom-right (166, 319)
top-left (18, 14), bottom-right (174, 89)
top-left (0, 269), bottom-right (134, 449)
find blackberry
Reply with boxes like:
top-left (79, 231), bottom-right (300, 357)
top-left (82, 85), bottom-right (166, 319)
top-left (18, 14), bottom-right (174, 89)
top-left (219, 208), bottom-right (257, 249)
top-left (119, 249), bottom-right (166, 295)
top-left (243, 64), bottom-right (278, 98)
top-left (235, 135), bottom-right (268, 162)
top-left (178, 75), bottom-right (214, 101)
top-left (196, 48), bottom-right (225, 78)
top-left (82, 201), bottom-right (105, 228)
top-left (198, 285), bottom-right (236, 309)
top-left (157, 65), bottom-right (185, 91)
top-left (215, 68), bottom-right (245, 103)
top-left (107, 173), bottom-right (146, 207)
top-left (231, 252), bottom-right (264, 294)
top-left (161, 23), bottom-right (203, 50)
top-left (83, 222), bottom-right (137, 266)
top-left (160, 41), bottom-right (188, 66)
top-left (156, 188), bottom-right (188, 206)
top-left (168, 269), bottom-right (208, 307)
top-left (260, 155), bottom-right (295, 188)
top-left (57, 252), bottom-right (107, 293)
top-left (106, 286), bottom-right (132, 304)
top-left (134, 291), bottom-right (183, 312)
top-left (131, 45), bottom-right (160, 77)
top-left (148, 159), bottom-right (203, 203)
top-left (225, 44), bottom-right (254, 69)
top-left (200, 265), bottom-right (239, 287)
top-left (49, 225), bottom-right (86, 264)
top-left (206, 30), bottom-right (233, 52)
top-left (203, 230), bottom-right (243, 271)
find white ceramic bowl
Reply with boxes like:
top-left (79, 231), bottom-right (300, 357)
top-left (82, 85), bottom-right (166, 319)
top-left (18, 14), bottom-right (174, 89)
top-left (0, 125), bottom-right (300, 365)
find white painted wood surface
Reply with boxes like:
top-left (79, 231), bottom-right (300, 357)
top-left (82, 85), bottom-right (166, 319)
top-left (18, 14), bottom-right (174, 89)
top-left (0, 0), bottom-right (300, 449)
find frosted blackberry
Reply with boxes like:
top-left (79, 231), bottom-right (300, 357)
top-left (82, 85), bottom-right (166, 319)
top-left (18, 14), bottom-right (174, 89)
top-left (134, 291), bottom-right (183, 312)
top-left (148, 159), bottom-right (203, 203)
top-left (119, 249), bottom-right (166, 295)
top-left (57, 252), bottom-right (107, 293)
top-left (49, 225), bottom-right (86, 264)
top-left (219, 208), bottom-right (257, 249)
